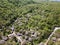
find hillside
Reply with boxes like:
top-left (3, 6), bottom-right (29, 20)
top-left (0, 0), bottom-right (60, 45)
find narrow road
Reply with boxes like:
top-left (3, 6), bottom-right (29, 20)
top-left (44, 27), bottom-right (60, 45)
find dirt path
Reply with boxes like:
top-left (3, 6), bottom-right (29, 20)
top-left (44, 27), bottom-right (60, 45)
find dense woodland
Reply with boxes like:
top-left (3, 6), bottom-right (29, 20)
top-left (0, 0), bottom-right (60, 45)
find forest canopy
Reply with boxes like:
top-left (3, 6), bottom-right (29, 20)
top-left (0, 0), bottom-right (60, 45)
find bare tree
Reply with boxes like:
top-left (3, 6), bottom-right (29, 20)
top-left (0, 25), bottom-right (40, 45)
